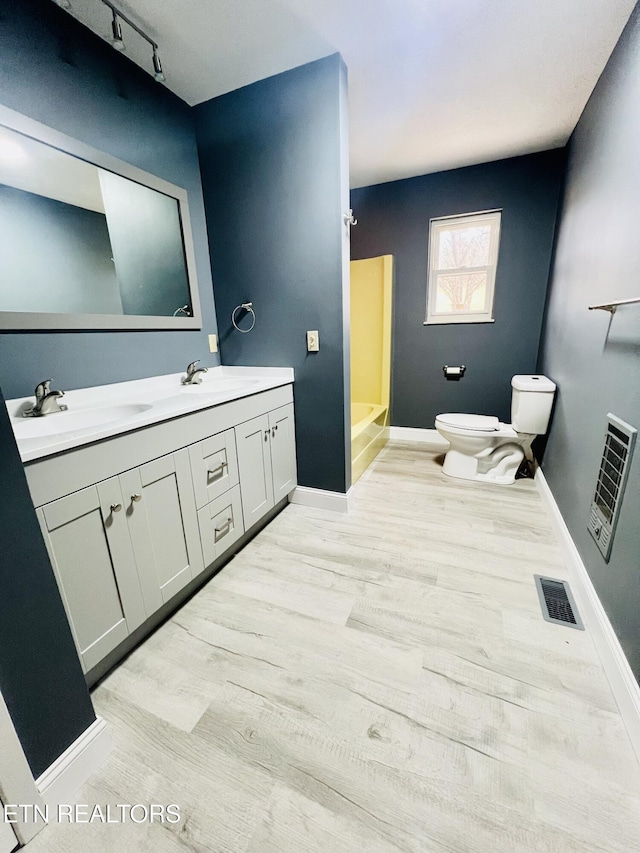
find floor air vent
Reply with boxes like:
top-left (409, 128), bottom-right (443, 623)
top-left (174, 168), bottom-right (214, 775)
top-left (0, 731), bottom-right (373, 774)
top-left (588, 414), bottom-right (637, 562)
top-left (534, 575), bottom-right (584, 630)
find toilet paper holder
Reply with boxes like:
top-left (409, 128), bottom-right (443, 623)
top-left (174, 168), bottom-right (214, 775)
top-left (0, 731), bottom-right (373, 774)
top-left (443, 365), bottom-right (466, 380)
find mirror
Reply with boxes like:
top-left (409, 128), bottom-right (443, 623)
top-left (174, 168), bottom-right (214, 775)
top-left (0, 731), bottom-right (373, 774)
top-left (0, 106), bottom-right (201, 330)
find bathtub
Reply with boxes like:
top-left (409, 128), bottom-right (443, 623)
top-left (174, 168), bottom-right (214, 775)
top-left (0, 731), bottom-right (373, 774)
top-left (351, 401), bottom-right (389, 482)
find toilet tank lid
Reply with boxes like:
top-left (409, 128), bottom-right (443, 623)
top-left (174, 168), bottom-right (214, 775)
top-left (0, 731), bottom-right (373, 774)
top-left (511, 374), bottom-right (556, 392)
top-left (436, 413), bottom-right (499, 432)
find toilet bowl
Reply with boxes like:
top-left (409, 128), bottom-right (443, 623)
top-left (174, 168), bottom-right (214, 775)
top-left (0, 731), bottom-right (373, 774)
top-left (435, 375), bottom-right (557, 485)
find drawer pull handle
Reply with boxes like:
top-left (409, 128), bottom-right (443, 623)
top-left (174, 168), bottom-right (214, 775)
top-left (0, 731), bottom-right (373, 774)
top-left (131, 493), bottom-right (142, 503)
top-left (207, 461), bottom-right (228, 477)
top-left (215, 517), bottom-right (233, 535)
top-left (110, 503), bottom-right (122, 513)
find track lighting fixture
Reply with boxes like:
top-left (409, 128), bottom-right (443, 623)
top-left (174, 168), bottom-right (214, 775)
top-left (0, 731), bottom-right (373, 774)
top-left (110, 9), bottom-right (125, 51)
top-left (152, 48), bottom-right (165, 83)
top-left (100, 0), bottom-right (166, 82)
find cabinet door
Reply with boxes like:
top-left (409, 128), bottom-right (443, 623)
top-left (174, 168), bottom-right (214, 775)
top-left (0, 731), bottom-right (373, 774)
top-left (235, 413), bottom-right (274, 529)
top-left (197, 485), bottom-right (245, 567)
top-left (38, 479), bottom-right (146, 673)
top-left (189, 429), bottom-right (239, 509)
top-left (269, 403), bottom-right (297, 502)
top-left (120, 449), bottom-right (204, 611)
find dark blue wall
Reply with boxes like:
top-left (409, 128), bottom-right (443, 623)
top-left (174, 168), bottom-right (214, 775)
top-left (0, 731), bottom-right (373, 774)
top-left (0, 0), bottom-right (219, 400)
top-left (195, 55), bottom-right (350, 493)
top-left (539, 5), bottom-right (640, 675)
top-left (350, 151), bottom-right (565, 428)
top-left (0, 384), bottom-right (95, 777)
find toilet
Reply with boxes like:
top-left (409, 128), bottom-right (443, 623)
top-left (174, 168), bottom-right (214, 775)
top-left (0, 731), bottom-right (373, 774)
top-left (435, 374), bottom-right (556, 485)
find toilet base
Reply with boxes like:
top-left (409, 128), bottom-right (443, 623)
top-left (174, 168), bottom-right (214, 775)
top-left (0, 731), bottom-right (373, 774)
top-left (442, 443), bottom-right (525, 486)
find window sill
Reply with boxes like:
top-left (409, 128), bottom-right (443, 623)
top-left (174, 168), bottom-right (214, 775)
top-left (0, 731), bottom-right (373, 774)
top-left (424, 317), bottom-right (495, 326)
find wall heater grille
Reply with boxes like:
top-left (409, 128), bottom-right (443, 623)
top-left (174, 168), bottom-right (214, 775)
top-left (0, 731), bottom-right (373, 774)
top-left (588, 413), bottom-right (637, 561)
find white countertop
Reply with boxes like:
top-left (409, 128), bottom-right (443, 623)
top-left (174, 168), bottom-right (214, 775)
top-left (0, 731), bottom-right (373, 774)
top-left (6, 365), bottom-right (294, 463)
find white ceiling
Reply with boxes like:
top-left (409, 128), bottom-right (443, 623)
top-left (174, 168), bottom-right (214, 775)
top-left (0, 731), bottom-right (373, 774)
top-left (0, 125), bottom-right (105, 211)
top-left (62, 0), bottom-right (636, 188)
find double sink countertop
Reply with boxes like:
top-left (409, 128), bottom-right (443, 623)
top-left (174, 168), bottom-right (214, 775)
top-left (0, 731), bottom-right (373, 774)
top-left (6, 366), bottom-right (294, 463)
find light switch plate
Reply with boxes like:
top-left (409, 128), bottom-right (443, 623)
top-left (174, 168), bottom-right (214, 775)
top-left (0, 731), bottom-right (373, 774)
top-left (307, 330), bottom-right (319, 352)
top-left (208, 334), bottom-right (218, 353)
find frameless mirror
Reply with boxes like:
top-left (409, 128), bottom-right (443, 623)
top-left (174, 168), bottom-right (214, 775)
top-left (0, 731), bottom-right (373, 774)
top-left (0, 106), bottom-right (201, 330)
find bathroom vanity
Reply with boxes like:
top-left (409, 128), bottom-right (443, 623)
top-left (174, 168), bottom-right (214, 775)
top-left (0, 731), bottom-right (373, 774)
top-left (7, 368), bottom-right (296, 678)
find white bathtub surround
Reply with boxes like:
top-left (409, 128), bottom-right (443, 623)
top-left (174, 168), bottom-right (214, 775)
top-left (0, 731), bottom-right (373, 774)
top-left (6, 366), bottom-right (294, 462)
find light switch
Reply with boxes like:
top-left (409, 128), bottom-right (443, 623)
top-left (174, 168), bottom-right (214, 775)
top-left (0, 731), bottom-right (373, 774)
top-left (208, 333), bottom-right (218, 353)
top-left (307, 330), bottom-right (319, 352)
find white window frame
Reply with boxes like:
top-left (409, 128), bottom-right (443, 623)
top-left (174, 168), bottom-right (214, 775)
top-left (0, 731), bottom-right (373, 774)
top-left (425, 209), bottom-right (502, 325)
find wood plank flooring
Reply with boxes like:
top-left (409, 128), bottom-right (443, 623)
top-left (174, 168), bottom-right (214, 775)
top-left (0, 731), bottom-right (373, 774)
top-left (25, 443), bottom-right (640, 852)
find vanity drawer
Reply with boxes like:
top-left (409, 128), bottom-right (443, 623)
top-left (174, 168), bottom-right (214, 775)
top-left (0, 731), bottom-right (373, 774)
top-left (197, 485), bottom-right (244, 566)
top-left (189, 429), bottom-right (239, 509)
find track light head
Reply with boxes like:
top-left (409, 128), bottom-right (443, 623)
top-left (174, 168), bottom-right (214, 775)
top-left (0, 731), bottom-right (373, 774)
top-left (152, 48), bottom-right (165, 83)
top-left (111, 11), bottom-right (125, 51)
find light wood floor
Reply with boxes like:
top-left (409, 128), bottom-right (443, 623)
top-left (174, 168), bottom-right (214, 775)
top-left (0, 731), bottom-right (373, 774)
top-left (26, 443), bottom-right (640, 852)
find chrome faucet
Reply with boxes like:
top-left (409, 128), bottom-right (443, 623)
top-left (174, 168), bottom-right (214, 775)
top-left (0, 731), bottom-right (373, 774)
top-left (23, 379), bottom-right (68, 417)
top-left (181, 360), bottom-right (208, 386)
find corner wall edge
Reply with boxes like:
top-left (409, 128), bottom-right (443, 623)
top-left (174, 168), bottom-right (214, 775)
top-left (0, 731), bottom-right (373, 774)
top-left (36, 717), bottom-right (112, 808)
top-left (289, 485), bottom-right (353, 513)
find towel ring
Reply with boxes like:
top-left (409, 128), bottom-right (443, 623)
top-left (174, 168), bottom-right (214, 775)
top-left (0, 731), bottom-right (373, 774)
top-left (231, 302), bottom-right (256, 333)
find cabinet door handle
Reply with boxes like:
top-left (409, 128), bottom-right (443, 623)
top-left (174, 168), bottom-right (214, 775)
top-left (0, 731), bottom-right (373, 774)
top-left (207, 461), bottom-right (227, 477)
top-left (264, 429), bottom-right (269, 441)
top-left (131, 493), bottom-right (142, 503)
top-left (215, 517), bottom-right (233, 535)
top-left (271, 426), bottom-right (276, 437)
top-left (110, 503), bottom-right (122, 513)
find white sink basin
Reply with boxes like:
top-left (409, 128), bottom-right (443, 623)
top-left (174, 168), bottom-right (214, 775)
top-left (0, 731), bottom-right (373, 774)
top-left (180, 378), bottom-right (259, 394)
top-left (6, 367), bottom-right (294, 462)
top-left (12, 403), bottom-right (152, 439)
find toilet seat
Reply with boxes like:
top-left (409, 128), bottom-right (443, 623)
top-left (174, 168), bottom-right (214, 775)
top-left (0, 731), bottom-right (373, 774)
top-left (436, 413), bottom-right (499, 432)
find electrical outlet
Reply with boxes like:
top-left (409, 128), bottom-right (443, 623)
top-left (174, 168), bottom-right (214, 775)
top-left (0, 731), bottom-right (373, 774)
top-left (208, 333), bottom-right (218, 353)
top-left (307, 330), bottom-right (319, 352)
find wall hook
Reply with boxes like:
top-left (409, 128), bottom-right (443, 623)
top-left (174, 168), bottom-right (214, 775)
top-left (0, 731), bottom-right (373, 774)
top-left (344, 209), bottom-right (357, 236)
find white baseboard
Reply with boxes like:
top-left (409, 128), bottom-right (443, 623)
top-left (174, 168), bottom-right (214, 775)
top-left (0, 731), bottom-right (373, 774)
top-left (536, 468), bottom-right (640, 765)
top-left (388, 426), bottom-right (449, 450)
top-left (36, 717), bottom-right (112, 807)
top-left (289, 486), bottom-right (353, 513)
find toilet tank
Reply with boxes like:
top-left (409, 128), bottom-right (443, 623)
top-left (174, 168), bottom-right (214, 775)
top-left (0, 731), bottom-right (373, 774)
top-left (511, 375), bottom-right (556, 434)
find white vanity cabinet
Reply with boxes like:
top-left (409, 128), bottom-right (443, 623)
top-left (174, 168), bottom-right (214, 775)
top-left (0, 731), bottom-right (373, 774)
top-left (25, 385), bottom-right (296, 675)
top-left (37, 480), bottom-right (147, 673)
top-left (37, 450), bottom-right (203, 672)
top-left (236, 403), bottom-right (297, 529)
top-left (269, 404), bottom-right (297, 502)
top-left (118, 449), bottom-right (204, 613)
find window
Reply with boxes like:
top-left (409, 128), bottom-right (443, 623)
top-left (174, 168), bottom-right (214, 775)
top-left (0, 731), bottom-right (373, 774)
top-left (425, 210), bottom-right (501, 325)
